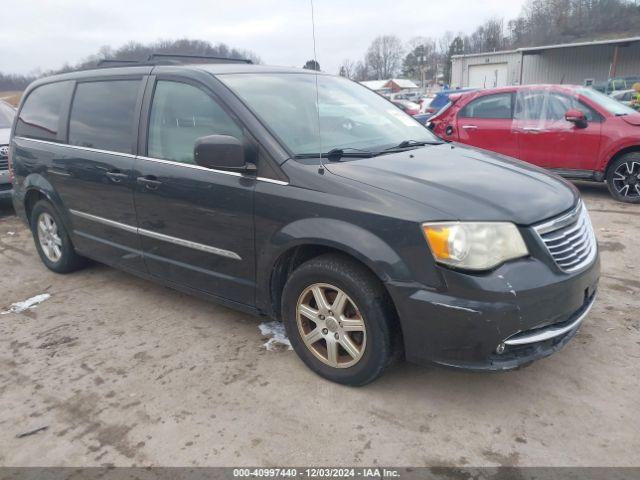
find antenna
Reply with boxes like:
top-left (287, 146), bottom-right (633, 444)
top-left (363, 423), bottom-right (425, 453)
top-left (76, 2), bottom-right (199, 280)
top-left (310, 0), bottom-right (325, 174)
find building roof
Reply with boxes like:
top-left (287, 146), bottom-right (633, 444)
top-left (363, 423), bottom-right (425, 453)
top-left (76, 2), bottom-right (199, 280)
top-left (519, 36), bottom-right (640, 54)
top-left (387, 78), bottom-right (419, 89)
top-left (452, 36), bottom-right (640, 59)
top-left (360, 80), bottom-right (389, 91)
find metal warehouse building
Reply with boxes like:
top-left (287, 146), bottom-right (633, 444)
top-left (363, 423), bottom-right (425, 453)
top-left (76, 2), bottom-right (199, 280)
top-left (451, 36), bottom-right (640, 88)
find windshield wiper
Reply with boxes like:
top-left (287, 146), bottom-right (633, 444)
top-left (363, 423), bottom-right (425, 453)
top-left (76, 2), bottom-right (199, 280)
top-left (377, 139), bottom-right (443, 154)
top-left (293, 147), bottom-right (374, 161)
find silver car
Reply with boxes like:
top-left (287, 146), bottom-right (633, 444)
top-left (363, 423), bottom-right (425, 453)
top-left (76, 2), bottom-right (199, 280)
top-left (610, 89), bottom-right (637, 108)
top-left (0, 100), bottom-right (15, 201)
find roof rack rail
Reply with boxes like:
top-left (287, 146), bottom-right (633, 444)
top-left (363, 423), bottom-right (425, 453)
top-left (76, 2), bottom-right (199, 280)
top-left (94, 54), bottom-right (253, 69)
top-left (96, 59), bottom-right (140, 67)
top-left (146, 53), bottom-right (252, 64)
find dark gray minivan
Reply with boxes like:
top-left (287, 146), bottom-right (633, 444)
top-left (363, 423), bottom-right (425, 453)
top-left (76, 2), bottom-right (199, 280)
top-left (10, 61), bottom-right (600, 385)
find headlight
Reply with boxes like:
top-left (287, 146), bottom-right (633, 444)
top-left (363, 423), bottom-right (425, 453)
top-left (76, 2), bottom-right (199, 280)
top-left (422, 222), bottom-right (528, 271)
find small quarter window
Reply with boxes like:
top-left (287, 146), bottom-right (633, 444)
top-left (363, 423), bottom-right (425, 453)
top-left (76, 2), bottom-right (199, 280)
top-left (460, 93), bottom-right (513, 119)
top-left (15, 81), bottom-right (71, 141)
top-left (69, 80), bottom-right (141, 154)
top-left (148, 81), bottom-right (242, 164)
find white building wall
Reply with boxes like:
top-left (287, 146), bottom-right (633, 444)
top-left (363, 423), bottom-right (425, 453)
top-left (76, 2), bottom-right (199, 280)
top-left (451, 52), bottom-right (522, 88)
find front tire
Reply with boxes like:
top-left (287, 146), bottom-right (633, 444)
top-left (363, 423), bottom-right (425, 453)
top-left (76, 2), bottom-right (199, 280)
top-left (281, 254), bottom-right (399, 386)
top-left (30, 200), bottom-right (86, 273)
top-left (606, 153), bottom-right (640, 203)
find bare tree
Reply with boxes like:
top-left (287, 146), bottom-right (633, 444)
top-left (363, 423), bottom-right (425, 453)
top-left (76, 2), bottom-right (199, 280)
top-left (402, 37), bottom-right (439, 85)
top-left (338, 59), bottom-right (356, 79)
top-left (353, 61), bottom-right (371, 81)
top-left (365, 35), bottom-right (404, 80)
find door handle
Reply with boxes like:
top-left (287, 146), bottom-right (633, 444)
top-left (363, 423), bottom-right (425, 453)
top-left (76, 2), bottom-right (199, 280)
top-left (106, 171), bottom-right (128, 183)
top-left (137, 175), bottom-right (162, 191)
top-left (522, 127), bottom-right (542, 132)
top-left (461, 125), bottom-right (478, 129)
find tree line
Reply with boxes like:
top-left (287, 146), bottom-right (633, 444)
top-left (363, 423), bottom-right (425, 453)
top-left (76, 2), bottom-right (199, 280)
top-left (0, 39), bottom-right (259, 91)
top-left (338, 0), bottom-right (640, 83)
top-left (2, 0), bottom-right (639, 91)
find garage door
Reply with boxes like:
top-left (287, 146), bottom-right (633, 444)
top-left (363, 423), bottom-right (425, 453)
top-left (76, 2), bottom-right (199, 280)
top-left (468, 63), bottom-right (508, 88)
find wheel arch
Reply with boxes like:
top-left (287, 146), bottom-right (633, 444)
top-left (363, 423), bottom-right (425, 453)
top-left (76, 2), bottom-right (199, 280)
top-left (21, 173), bottom-right (72, 230)
top-left (604, 145), bottom-right (640, 179)
top-left (260, 218), bottom-right (412, 321)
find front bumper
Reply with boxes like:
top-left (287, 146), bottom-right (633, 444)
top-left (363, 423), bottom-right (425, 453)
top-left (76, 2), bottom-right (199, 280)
top-left (386, 252), bottom-right (600, 371)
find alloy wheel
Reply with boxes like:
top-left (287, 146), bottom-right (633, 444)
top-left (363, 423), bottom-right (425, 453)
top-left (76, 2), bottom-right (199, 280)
top-left (296, 283), bottom-right (366, 368)
top-left (612, 161), bottom-right (640, 199)
top-left (37, 212), bottom-right (63, 263)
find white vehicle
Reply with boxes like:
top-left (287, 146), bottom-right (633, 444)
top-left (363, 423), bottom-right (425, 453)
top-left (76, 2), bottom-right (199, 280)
top-left (610, 89), bottom-right (637, 108)
top-left (0, 100), bottom-right (16, 201)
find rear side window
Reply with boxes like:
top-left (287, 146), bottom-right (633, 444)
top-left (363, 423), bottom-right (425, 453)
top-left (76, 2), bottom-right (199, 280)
top-left (69, 80), bottom-right (140, 154)
top-left (148, 81), bottom-right (242, 164)
top-left (15, 81), bottom-right (71, 141)
top-left (459, 93), bottom-right (513, 119)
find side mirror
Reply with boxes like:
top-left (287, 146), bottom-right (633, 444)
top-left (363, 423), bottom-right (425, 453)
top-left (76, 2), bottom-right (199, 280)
top-left (565, 109), bottom-right (587, 128)
top-left (194, 135), bottom-right (252, 171)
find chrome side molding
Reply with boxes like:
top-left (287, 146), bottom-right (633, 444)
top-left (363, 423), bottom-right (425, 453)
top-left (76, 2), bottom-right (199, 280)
top-left (69, 209), bottom-right (242, 261)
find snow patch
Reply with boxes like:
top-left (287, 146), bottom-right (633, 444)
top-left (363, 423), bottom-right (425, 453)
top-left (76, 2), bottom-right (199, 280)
top-left (7, 232), bottom-right (15, 236)
top-left (1, 294), bottom-right (51, 315)
top-left (258, 321), bottom-right (292, 351)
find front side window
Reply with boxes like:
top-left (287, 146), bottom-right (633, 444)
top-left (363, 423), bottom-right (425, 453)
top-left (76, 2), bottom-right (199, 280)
top-left (69, 80), bottom-right (140, 154)
top-left (148, 81), bottom-right (242, 164)
top-left (516, 90), bottom-right (601, 123)
top-left (15, 81), bottom-right (71, 140)
top-left (218, 73), bottom-right (439, 157)
top-left (459, 93), bottom-right (513, 119)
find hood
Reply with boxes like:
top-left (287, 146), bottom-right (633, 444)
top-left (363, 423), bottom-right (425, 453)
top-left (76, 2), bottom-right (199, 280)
top-left (621, 113), bottom-right (640, 126)
top-left (0, 128), bottom-right (9, 145)
top-left (325, 143), bottom-right (578, 225)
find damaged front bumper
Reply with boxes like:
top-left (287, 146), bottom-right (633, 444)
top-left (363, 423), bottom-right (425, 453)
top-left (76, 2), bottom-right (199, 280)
top-left (386, 251), bottom-right (600, 371)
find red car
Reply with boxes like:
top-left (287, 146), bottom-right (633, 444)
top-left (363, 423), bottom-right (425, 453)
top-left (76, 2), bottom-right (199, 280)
top-left (429, 85), bottom-right (640, 203)
top-left (391, 99), bottom-right (420, 116)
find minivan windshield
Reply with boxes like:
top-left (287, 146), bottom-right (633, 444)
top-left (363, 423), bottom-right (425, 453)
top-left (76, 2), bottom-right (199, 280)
top-left (219, 73), bottom-right (440, 157)
top-left (579, 87), bottom-right (637, 116)
top-left (0, 102), bottom-right (15, 129)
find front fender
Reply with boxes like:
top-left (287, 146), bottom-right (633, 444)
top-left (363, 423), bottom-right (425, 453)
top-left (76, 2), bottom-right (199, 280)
top-left (256, 217), bottom-right (414, 313)
top-left (598, 139), bottom-right (640, 172)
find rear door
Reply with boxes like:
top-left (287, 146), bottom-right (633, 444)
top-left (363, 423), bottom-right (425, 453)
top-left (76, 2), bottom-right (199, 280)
top-left (456, 91), bottom-right (518, 158)
top-left (51, 77), bottom-right (147, 271)
top-left (514, 89), bottom-right (602, 170)
top-left (134, 77), bottom-right (255, 305)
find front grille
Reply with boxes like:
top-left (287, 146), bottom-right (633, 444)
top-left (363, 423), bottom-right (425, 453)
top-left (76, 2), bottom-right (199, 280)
top-left (0, 144), bottom-right (7, 170)
top-left (533, 202), bottom-right (597, 272)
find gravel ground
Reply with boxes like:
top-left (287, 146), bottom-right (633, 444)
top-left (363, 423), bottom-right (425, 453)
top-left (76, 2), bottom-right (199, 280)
top-left (0, 182), bottom-right (638, 467)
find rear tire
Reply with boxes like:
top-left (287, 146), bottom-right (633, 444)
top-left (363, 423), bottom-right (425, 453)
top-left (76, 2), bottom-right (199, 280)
top-left (281, 253), bottom-right (399, 386)
top-left (30, 200), bottom-right (87, 273)
top-left (606, 153), bottom-right (640, 203)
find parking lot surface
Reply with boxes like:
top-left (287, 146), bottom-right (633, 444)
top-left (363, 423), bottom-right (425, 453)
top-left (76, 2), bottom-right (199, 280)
top-left (0, 182), bottom-right (638, 467)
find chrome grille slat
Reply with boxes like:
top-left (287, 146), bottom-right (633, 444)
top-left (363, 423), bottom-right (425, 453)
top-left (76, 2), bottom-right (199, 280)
top-left (0, 159), bottom-right (8, 170)
top-left (548, 232), bottom-right (589, 255)
top-left (554, 240), bottom-right (591, 262)
top-left (533, 202), bottom-right (597, 273)
top-left (543, 216), bottom-right (586, 242)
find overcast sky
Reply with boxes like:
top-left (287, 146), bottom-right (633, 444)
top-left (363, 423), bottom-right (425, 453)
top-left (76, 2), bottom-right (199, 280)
top-left (1, 0), bottom-right (527, 75)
